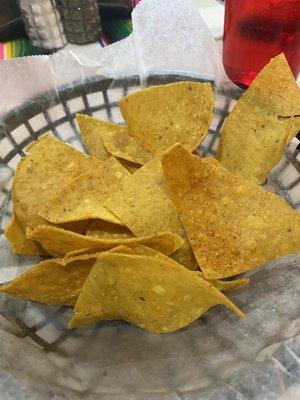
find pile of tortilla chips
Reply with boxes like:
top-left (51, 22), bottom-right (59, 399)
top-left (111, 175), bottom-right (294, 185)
top-left (2, 54), bottom-right (300, 333)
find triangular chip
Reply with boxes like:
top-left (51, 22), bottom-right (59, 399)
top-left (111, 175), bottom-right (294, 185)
top-left (85, 220), bottom-right (134, 239)
top-left (217, 54), bottom-right (300, 184)
top-left (38, 157), bottom-right (130, 226)
top-left (246, 54), bottom-right (300, 122)
top-left (27, 224), bottom-right (183, 257)
top-left (68, 253), bottom-right (244, 332)
top-left (129, 245), bottom-right (249, 293)
top-left (162, 144), bottom-right (300, 279)
top-left (5, 213), bottom-right (48, 255)
top-left (12, 134), bottom-right (104, 229)
top-left (119, 81), bottom-right (214, 155)
top-left (104, 158), bottom-right (197, 269)
top-left (76, 114), bottom-right (152, 165)
top-left (0, 256), bottom-right (93, 306)
top-left (101, 129), bottom-right (152, 165)
top-left (0, 245), bottom-right (135, 306)
top-left (76, 114), bottom-right (110, 160)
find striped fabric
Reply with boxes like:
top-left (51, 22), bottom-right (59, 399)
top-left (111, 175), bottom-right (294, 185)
top-left (0, 19), bottom-right (133, 60)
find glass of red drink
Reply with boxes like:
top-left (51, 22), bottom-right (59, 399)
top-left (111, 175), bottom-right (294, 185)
top-left (223, 0), bottom-right (300, 88)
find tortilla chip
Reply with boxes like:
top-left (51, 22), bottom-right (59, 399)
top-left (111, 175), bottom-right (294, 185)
top-left (85, 220), bottom-right (134, 239)
top-left (104, 158), bottom-right (197, 270)
top-left (129, 244), bottom-right (249, 292)
top-left (204, 276), bottom-right (249, 293)
top-left (217, 54), bottom-right (300, 184)
top-left (100, 125), bottom-right (152, 165)
top-left (162, 144), bottom-right (300, 279)
top-left (39, 157), bottom-right (130, 226)
top-left (117, 159), bottom-right (141, 173)
top-left (68, 253), bottom-right (244, 331)
top-left (246, 54), bottom-right (300, 124)
top-left (0, 257), bottom-right (93, 306)
top-left (12, 134), bottom-right (104, 229)
top-left (27, 224), bottom-right (183, 257)
top-left (76, 114), bottom-right (110, 160)
top-left (5, 213), bottom-right (47, 255)
top-left (0, 245), bottom-right (135, 306)
top-left (119, 81), bottom-right (214, 155)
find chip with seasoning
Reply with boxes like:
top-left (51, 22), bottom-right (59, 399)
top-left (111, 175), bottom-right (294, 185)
top-left (5, 213), bottom-right (47, 256)
top-left (68, 253), bottom-right (244, 331)
top-left (27, 224), bottom-right (183, 257)
top-left (217, 54), bottom-right (300, 184)
top-left (12, 134), bottom-right (104, 229)
top-left (0, 245), bottom-right (135, 306)
top-left (104, 158), bottom-right (197, 270)
top-left (119, 81), bottom-right (214, 156)
top-left (39, 157), bottom-right (129, 226)
top-left (130, 245), bottom-right (249, 293)
top-left (162, 144), bottom-right (300, 279)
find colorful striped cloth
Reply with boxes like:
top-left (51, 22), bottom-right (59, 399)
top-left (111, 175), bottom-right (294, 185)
top-left (0, 19), bottom-right (133, 60)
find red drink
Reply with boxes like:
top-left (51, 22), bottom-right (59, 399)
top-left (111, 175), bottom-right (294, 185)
top-left (223, 0), bottom-right (300, 88)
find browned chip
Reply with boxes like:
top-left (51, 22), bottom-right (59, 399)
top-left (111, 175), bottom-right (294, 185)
top-left (119, 81), bottom-right (214, 155)
top-left (162, 144), bottom-right (300, 279)
top-left (117, 159), bottom-right (141, 173)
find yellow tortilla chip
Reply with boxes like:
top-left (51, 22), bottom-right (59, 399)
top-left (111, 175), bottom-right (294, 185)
top-left (100, 125), bottom-right (152, 166)
top-left (246, 54), bottom-right (300, 124)
top-left (5, 213), bottom-right (47, 255)
top-left (38, 157), bottom-right (129, 226)
top-left (119, 81), bottom-right (214, 156)
top-left (12, 134), bottom-right (104, 229)
top-left (204, 276), bottom-right (249, 293)
top-left (0, 256), bottom-right (93, 306)
top-left (104, 158), bottom-right (197, 270)
top-left (85, 220), bottom-right (134, 239)
top-left (76, 114), bottom-right (110, 160)
top-left (101, 130), bottom-right (152, 165)
top-left (129, 245), bottom-right (249, 293)
top-left (68, 253), bottom-right (244, 331)
top-left (162, 144), bottom-right (300, 279)
top-left (0, 245), bottom-right (135, 306)
top-left (27, 224), bottom-right (183, 257)
top-left (217, 54), bottom-right (300, 184)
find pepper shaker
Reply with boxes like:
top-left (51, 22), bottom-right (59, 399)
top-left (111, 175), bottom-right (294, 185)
top-left (59, 0), bottom-right (102, 45)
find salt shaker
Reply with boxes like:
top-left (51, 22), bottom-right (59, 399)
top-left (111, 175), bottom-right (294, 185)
top-left (59, 0), bottom-right (102, 45)
top-left (17, 0), bottom-right (66, 51)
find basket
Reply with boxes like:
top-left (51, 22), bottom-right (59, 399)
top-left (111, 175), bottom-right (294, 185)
top-left (0, 73), bottom-right (299, 399)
